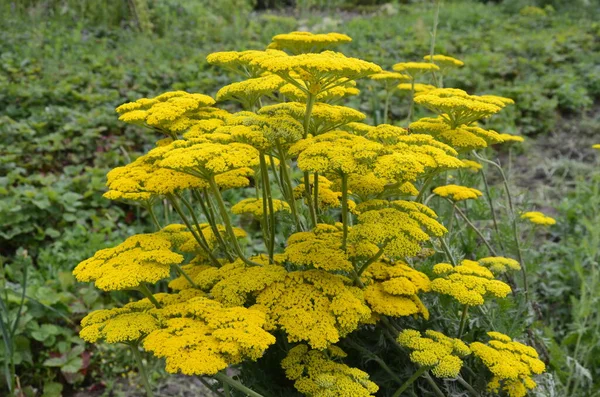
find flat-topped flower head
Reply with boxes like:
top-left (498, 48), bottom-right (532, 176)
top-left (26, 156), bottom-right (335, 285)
top-left (157, 140), bottom-right (260, 180)
top-left (370, 71), bottom-right (411, 92)
top-left (293, 175), bottom-right (348, 211)
top-left (280, 80), bottom-right (359, 103)
top-left (281, 344), bottom-right (379, 396)
top-left (73, 232), bottom-right (185, 291)
top-left (231, 198), bottom-right (290, 219)
top-left (350, 200), bottom-right (447, 259)
top-left (414, 88), bottom-right (509, 127)
top-left (143, 297), bottom-right (276, 375)
top-left (410, 116), bottom-right (503, 151)
top-left (392, 62), bottom-right (440, 79)
top-left (521, 211), bottom-right (556, 226)
top-left (397, 329), bottom-right (471, 378)
top-left (260, 102), bottom-right (365, 135)
top-left (104, 154), bottom-right (208, 202)
top-left (470, 332), bottom-right (546, 397)
top-left (423, 54), bottom-right (465, 71)
top-left (284, 224), bottom-right (353, 272)
top-left (256, 51), bottom-right (381, 96)
top-left (397, 83), bottom-right (436, 93)
top-left (289, 131), bottom-right (385, 176)
top-left (478, 257), bottom-right (521, 275)
top-left (362, 261), bottom-right (431, 319)
top-left (593, 144), bottom-right (600, 150)
top-left (498, 133), bottom-right (525, 144)
top-left (227, 111), bottom-right (304, 149)
top-left (431, 260), bottom-right (512, 306)
top-left (433, 184), bottom-right (483, 201)
top-left (206, 49), bottom-right (287, 77)
top-left (268, 31), bottom-right (352, 54)
top-left (461, 159), bottom-right (483, 172)
top-left (116, 91), bottom-right (216, 138)
top-left (216, 74), bottom-right (286, 110)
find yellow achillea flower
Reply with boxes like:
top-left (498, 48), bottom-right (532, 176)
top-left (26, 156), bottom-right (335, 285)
top-left (231, 198), bottom-right (290, 218)
top-left (116, 91), bottom-right (216, 138)
top-left (498, 133), bottom-right (525, 143)
top-left (433, 184), bottom-right (483, 201)
top-left (227, 111), bottom-right (304, 149)
top-left (392, 62), bottom-right (440, 79)
top-left (280, 80), bottom-right (359, 103)
top-left (345, 173), bottom-right (395, 200)
top-left (293, 175), bottom-right (346, 210)
top-left (423, 54), bottom-right (465, 70)
top-left (397, 329), bottom-right (471, 378)
top-left (592, 144), bottom-right (600, 150)
top-left (143, 297), bottom-right (276, 375)
top-left (216, 74), bottom-right (286, 109)
top-left (350, 200), bottom-right (447, 258)
top-left (478, 257), bottom-right (521, 275)
top-left (388, 134), bottom-right (464, 172)
top-left (182, 118), bottom-right (225, 139)
top-left (73, 232), bottom-right (185, 291)
top-left (362, 261), bottom-right (430, 319)
top-left (253, 269), bottom-right (371, 349)
top-left (267, 31), bottom-right (352, 54)
top-left (256, 51), bottom-right (381, 96)
top-left (397, 83), bottom-right (436, 93)
top-left (281, 344), bottom-right (379, 396)
top-left (260, 102), bottom-right (365, 135)
top-left (470, 332), bottom-right (546, 397)
top-left (414, 88), bottom-right (510, 127)
top-left (521, 211), bottom-right (556, 226)
top-left (370, 71), bottom-right (411, 83)
top-left (410, 116), bottom-right (503, 151)
top-left (206, 49), bottom-right (287, 77)
top-left (290, 131), bottom-right (385, 176)
top-left (461, 159), bottom-right (483, 172)
top-left (285, 224), bottom-right (353, 272)
top-left (430, 260), bottom-right (512, 306)
top-left (79, 289), bottom-right (204, 343)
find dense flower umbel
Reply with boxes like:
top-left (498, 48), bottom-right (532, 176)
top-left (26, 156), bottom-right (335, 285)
top-left (423, 54), bottom-right (465, 70)
top-left (268, 31), bottom-right (352, 54)
top-left (397, 329), bottom-right (471, 378)
top-left (478, 257), bottom-right (521, 275)
top-left (471, 332), bottom-right (546, 397)
top-left (231, 198), bottom-right (290, 218)
top-left (431, 260), bottom-right (512, 305)
top-left (392, 62), bottom-right (440, 79)
top-left (433, 184), bottom-right (483, 201)
top-left (521, 211), bottom-right (556, 226)
top-left (281, 344), bottom-right (379, 396)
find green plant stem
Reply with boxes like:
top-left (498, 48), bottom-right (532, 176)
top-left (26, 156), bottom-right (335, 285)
top-left (451, 201), bottom-right (498, 256)
top-left (345, 339), bottom-right (403, 385)
top-left (447, 203), bottom-right (456, 233)
top-left (456, 375), bottom-right (480, 397)
top-left (341, 173), bottom-right (349, 251)
top-left (198, 377), bottom-right (225, 397)
top-left (260, 154), bottom-right (276, 262)
top-left (416, 174), bottom-right (435, 203)
top-left (258, 159), bottom-right (272, 256)
top-left (303, 93), bottom-right (316, 138)
top-left (173, 264), bottom-right (199, 289)
top-left (457, 304), bottom-right (469, 338)
top-left (169, 194), bottom-right (221, 268)
top-left (429, 0), bottom-right (441, 87)
top-left (313, 172), bottom-right (320, 220)
top-left (209, 176), bottom-right (261, 267)
top-left (438, 237), bottom-right (457, 266)
top-left (138, 283), bottom-right (161, 308)
top-left (392, 366), bottom-right (427, 397)
top-left (423, 371), bottom-right (447, 397)
top-left (406, 79), bottom-right (415, 124)
top-left (473, 152), bottom-right (528, 301)
top-left (193, 189), bottom-right (234, 262)
top-left (223, 380), bottom-right (231, 397)
top-left (130, 344), bottom-right (154, 397)
top-left (478, 168), bottom-right (505, 251)
top-left (356, 247), bottom-right (385, 277)
top-left (383, 90), bottom-right (392, 124)
top-left (147, 203), bottom-right (162, 230)
top-left (214, 372), bottom-right (264, 397)
top-left (304, 171), bottom-right (318, 228)
top-left (276, 141), bottom-right (302, 231)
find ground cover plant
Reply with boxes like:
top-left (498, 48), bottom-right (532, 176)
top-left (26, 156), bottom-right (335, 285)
top-left (1, 0), bottom-right (600, 396)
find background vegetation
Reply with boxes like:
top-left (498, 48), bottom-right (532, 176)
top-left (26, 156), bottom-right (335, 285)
top-left (1, 0), bottom-right (599, 395)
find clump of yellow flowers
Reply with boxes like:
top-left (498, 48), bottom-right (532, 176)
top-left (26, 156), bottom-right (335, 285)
top-left (74, 31), bottom-right (547, 397)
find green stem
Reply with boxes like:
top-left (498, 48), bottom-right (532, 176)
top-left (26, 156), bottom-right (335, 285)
top-left (276, 141), bottom-right (302, 231)
top-left (438, 237), bottom-right (457, 266)
top-left (356, 246), bottom-right (385, 278)
top-left (392, 366), bottom-right (427, 397)
top-left (423, 371), bottom-right (447, 397)
top-left (303, 93), bottom-right (316, 138)
top-left (147, 203), bottom-right (162, 230)
top-left (457, 304), bottom-right (469, 338)
top-left (478, 167), bottom-right (505, 251)
top-left (447, 203), bottom-right (456, 234)
top-left (173, 264), bottom-right (199, 289)
top-left (416, 174), bottom-right (435, 203)
top-left (223, 380), bottom-right (231, 397)
top-left (209, 176), bottom-right (261, 266)
top-left (406, 78), bottom-right (415, 125)
top-left (383, 90), bottom-right (391, 124)
top-left (138, 283), bottom-right (161, 308)
top-left (258, 159), bottom-right (272, 256)
top-left (304, 172), bottom-right (318, 228)
top-left (429, 0), bottom-right (441, 87)
top-left (313, 172), bottom-right (320, 220)
top-left (341, 173), bottom-right (349, 251)
top-left (198, 377), bottom-right (225, 397)
top-left (456, 375), bottom-right (480, 397)
top-left (193, 189), bottom-right (234, 262)
top-left (260, 155), bottom-right (276, 262)
top-left (345, 339), bottom-right (404, 385)
top-left (452, 201), bottom-right (498, 256)
top-left (130, 344), bottom-right (154, 397)
top-left (214, 372), bottom-right (264, 397)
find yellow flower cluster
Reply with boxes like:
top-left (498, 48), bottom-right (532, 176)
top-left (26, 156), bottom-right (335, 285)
top-left (116, 91), bottom-right (216, 138)
top-left (470, 332), bottom-right (546, 397)
top-left (231, 197), bottom-right (290, 218)
top-left (268, 31), bottom-right (352, 54)
top-left (363, 261), bottom-right (431, 318)
top-left (392, 62), bottom-right (440, 78)
top-left (281, 344), bottom-right (379, 396)
top-left (397, 329), bottom-right (471, 378)
top-left (430, 260), bottom-right (512, 306)
top-left (216, 74), bottom-right (285, 109)
top-left (521, 211), bottom-right (556, 226)
top-left (592, 143), bottom-right (600, 150)
top-left (423, 54), bottom-right (465, 70)
top-left (206, 49), bottom-right (287, 77)
top-left (397, 83), bottom-right (436, 93)
top-left (478, 256), bottom-right (521, 274)
top-left (285, 224), bottom-right (353, 272)
top-left (433, 184), bottom-right (483, 201)
top-left (293, 175), bottom-right (347, 210)
top-left (144, 296), bottom-right (276, 375)
top-left (280, 80), bottom-right (360, 103)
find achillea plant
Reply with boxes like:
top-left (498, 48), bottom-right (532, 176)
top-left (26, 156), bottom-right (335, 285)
top-left (75, 30), bottom-right (551, 397)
